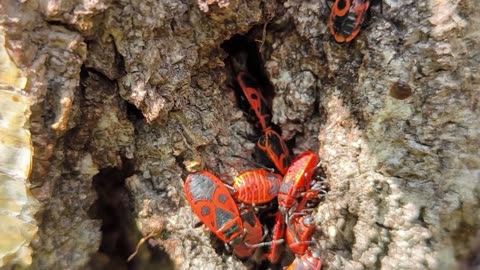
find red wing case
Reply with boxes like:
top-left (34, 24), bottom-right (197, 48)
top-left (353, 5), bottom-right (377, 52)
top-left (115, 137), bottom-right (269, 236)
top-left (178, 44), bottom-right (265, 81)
top-left (278, 151), bottom-right (319, 209)
top-left (256, 128), bottom-right (292, 175)
top-left (286, 215), bottom-right (315, 255)
top-left (232, 208), bottom-right (263, 257)
top-left (184, 171), bottom-right (243, 243)
top-left (236, 71), bottom-right (271, 131)
top-left (265, 212), bottom-right (285, 263)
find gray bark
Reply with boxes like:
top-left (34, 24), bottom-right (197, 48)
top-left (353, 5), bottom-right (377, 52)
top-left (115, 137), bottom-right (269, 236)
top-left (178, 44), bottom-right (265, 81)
top-left (0, 0), bottom-right (478, 269)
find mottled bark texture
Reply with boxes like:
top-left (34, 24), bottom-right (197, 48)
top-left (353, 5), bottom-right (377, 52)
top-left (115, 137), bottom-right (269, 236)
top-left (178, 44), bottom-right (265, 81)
top-left (0, 0), bottom-right (478, 269)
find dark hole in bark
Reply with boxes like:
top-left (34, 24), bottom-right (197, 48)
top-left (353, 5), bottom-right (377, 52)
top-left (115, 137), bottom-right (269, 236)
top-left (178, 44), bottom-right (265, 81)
top-left (112, 38), bottom-right (127, 78)
top-left (88, 158), bottom-right (174, 270)
top-left (221, 34), bottom-right (277, 134)
top-left (126, 101), bottom-right (146, 124)
top-left (221, 34), bottom-right (275, 102)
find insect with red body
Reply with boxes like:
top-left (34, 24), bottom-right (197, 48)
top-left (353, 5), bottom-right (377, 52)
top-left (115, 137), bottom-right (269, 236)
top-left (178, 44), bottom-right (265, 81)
top-left (236, 71), bottom-right (271, 131)
top-left (231, 207), bottom-right (264, 257)
top-left (232, 169), bottom-right (282, 204)
top-left (277, 151), bottom-right (320, 220)
top-left (230, 169), bottom-right (283, 258)
top-left (240, 211), bottom-right (286, 264)
top-left (285, 250), bottom-right (322, 270)
top-left (285, 214), bottom-right (316, 255)
top-left (230, 169), bottom-right (287, 261)
top-left (184, 171), bottom-right (250, 257)
top-left (256, 128), bottom-right (292, 175)
top-left (184, 171), bottom-right (283, 258)
top-left (264, 211), bottom-right (286, 263)
top-left (328, 0), bottom-right (370, 43)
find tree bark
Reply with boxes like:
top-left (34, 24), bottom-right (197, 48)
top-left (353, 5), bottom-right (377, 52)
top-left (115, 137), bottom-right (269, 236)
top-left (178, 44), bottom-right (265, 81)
top-left (0, 0), bottom-right (478, 269)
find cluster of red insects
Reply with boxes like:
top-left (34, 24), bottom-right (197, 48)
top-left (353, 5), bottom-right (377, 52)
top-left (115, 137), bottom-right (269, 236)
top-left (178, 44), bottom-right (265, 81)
top-left (184, 0), bottom-right (378, 268)
top-left (184, 69), bottom-right (324, 269)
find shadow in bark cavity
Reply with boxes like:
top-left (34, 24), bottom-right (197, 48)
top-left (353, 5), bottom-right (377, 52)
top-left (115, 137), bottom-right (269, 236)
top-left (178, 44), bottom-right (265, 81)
top-left (126, 101), bottom-right (146, 126)
top-left (453, 221), bottom-right (480, 270)
top-left (222, 34), bottom-right (275, 105)
top-left (88, 158), bottom-right (174, 270)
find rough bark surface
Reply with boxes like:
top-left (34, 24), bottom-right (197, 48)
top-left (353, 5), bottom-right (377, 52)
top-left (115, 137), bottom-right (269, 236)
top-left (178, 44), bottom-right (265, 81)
top-left (0, 0), bottom-right (479, 269)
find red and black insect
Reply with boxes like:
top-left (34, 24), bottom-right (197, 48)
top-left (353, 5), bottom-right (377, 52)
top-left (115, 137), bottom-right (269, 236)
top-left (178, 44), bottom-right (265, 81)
top-left (231, 207), bottom-right (264, 257)
top-left (226, 168), bottom-right (289, 263)
top-left (286, 214), bottom-right (316, 255)
top-left (285, 250), bottom-right (322, 270)
top-left (236, 71), bottom-right (271, 131)
top-left (184, 171), bottom-right (245, 248)
top-left (184, 171), bottom-right (283, 258)
top-left (277, 151), bottom-right (320, 219)
top-left (232, 169), bottom-right (282, 204)
top-left (256, 128), bottom-right (292, 175)
top-left (328, 0), bottom-right (370, 43)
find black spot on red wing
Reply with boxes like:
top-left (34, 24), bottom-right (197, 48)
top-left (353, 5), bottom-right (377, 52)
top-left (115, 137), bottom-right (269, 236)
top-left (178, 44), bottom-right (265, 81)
top-left (218, 193), bottom-right (228, 203)
top-left (337, 0), bottom-right (347, 10)
top-left (250, 93), bottom-right (259, 100)
top-left (188, 174), bottom-right (217, 203)
top-left (215, 206), bottom-right (234, 229)
top-left (201, 206), bottom-right (210, 216)
top-left (241, 211), bottom-right (257, 227)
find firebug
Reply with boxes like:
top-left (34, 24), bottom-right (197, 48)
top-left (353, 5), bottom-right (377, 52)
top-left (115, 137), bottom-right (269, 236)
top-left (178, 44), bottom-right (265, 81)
top-left (328, 0), bottom-right (370, 43)
top-left (264, 212), bottom-right (286, 263)
top-left (236, 71), bottom-right (271, 131)
top-left (286, 215), bottom-right (316, 255)
top-left (185, 171), bottom-right (284, 258)
top-left (256, 128), bottom-right (292, 175)
top-left (232, 169), bottom-right (282, 204)
top-left (184, 171), bottom-right (245, 245)
top-left (278, 151), bottom-right (319, 219)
